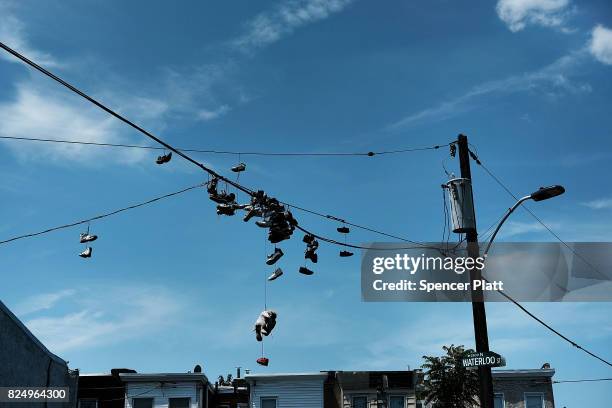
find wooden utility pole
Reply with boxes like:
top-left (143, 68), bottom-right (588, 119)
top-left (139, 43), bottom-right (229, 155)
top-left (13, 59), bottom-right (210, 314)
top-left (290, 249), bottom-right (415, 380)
top-left (457, 134), bottom-right (494, 408)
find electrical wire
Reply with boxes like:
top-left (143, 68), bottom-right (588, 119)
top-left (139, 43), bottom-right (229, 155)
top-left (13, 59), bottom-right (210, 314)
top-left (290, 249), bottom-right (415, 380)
top-left (483, 275), bottom-right (612, 368)
top-left (469, 147), bottom-right (607, 282)
top-left (462, 145), bottom-right (612, 368)
top-left (0, 183), bottom-right (203, 245)
top-left (0, 41), bottom-right (253, 198)
top-left (552, 378), bottom-right (612, 384)
top-left (0, 41), bottom-right (445, 253)
top-left (0, 135), bottom-right (449, 157)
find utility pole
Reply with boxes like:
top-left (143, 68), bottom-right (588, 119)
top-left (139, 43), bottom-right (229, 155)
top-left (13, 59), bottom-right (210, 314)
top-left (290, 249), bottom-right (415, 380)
top-left (457, 134), bottom-right (494, 408)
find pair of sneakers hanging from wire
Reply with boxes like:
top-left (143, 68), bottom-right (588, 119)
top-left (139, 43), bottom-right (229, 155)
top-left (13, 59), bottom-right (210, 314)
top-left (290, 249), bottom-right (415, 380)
top-left (78, 224), bottom-right (98, 258)
top-left (337, 224), bottom-right (354, 257)
top-left (254, 309), bottom-right (277, 366)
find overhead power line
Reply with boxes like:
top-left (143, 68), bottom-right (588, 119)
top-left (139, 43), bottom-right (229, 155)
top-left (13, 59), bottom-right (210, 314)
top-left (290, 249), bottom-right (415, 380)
top-left (468, 147), bottom-right (606, 283)
top-left (484, 277), bottom-right (612, 368)
top-left (0, 135), bottom-right (448, 157)
top-left (0, 183), bottom-right (203, 245)
top-left (0, 41), bottom-right (252, 197)
top-left (552, 378), bottom-right (612, 384)
top-left (0, 41), bottom-right (443, 252)
top-left (466, 147), bottom-right (612, 368)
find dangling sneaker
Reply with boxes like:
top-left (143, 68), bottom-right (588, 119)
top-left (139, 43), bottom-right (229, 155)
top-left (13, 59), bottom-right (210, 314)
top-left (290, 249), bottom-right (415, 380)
top-left (303, 234), bottom-right (315, 244)
top-left (156, 155), bottom-right (165, 164)
top-left (299, 266), bottom-right (314, 275)
top-left (267, 268), bottom-right (283, 281)
top-left (256, 357), bottom-right (269, 366)
top-left (243, 207), bottom-right (262, 222)
top-left (340, 250), bottom-right (354, 257)
top-left (305, 248), bottom-right (318, 263)
top-left (337, 226), bottom-right (350, 234)
top-left (256, 219), bottom-right (272, 228)
top-left (231, 162), bottom-right (246, 172)
top-left (79, 247), bottom-right (92, 258)
top-left (266, 248), bottom-right (284, 265)
top-left (80, 233), bottom-right (98, 243)
top-left (207, 178), bottom-right (219, 194)
top-left (163, 152), bottom-right (172, 163)
top-left (217, 204), bottom-right (236, 216)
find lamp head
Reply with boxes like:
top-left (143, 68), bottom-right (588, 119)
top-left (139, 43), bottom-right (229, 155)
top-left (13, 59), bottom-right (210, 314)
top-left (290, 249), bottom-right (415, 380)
top-left (530, 185), bottom-right (565, 202)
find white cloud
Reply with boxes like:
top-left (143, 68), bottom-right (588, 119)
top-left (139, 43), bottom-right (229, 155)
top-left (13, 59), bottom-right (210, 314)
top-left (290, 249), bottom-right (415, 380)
top-left (388, 50), bottom-right (590, 129)
top-left (589, 24), bottom-right (612, 65)
top-left (0, 1), bottom-right (58, 67)
top-left (233, 0), bottom-right (353, 53)
top-left (498, 221), bottom-right (547, 237)
top-left (496, 0), bottom-right (572, 32)
top-left (15, 289), bottom-right (76, 316)
top-left (0, 80), bottom-right (150, 165)
top-left (198, 105), bottom-right (230, 121)
top-left (582, 197), bottom-right (612, 210)
top-left (24, 285), bottom-right (184, 353)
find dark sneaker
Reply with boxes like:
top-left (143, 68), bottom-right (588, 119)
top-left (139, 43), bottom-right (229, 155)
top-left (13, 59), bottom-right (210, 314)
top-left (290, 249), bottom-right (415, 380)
top-left (299, 266), bottom-right (314, 275)
top-left (269, 231), bottom-right (290, 244)
top-left (256, 219), bottom-right (272, 228)
top-left (303, 234), bottom-right (315, 244)
top-left (231, 162), bottom-right (246, 172)
top-left (80, 233), bottom-right (98, 243)
top-left (79, 247), bottom-right (92, 258)
top-left (266, 248), bottom-right (284, 265)
top-left (340, 250), bottom-right (354, 257)
top-left (337, 226), bottom-right (350, 234)
top-left (243, 207), bottom-right (262, 222)
top-left (267, 268), bottom-right (283, 281)
top-left (156, 152), bottom-right (172, 164)
top-left (256, 357), bottom-right (269, 366)
top-left (207, 178), bottom-right (219, 194)
top-left (217, 204), bottom-right (236, 216)
top-left (305, 251), bottom-right (318, 263)
top-left (209, 192), bottom-right (236, 204)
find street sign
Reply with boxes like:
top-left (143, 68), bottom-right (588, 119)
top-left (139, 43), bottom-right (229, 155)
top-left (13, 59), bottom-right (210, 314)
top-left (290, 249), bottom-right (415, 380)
top-left (462, 351), bottom-right (506, 369)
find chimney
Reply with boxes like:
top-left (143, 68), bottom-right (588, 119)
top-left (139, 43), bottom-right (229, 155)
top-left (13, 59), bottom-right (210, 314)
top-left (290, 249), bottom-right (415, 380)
top-left (236, 367), bottom-right (241, 379)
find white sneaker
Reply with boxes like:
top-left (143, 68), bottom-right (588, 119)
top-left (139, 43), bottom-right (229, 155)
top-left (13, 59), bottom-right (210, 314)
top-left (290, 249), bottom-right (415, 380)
top-left (80, 233), bottom-right (98, 243)
top-left (267, 268), bottom-right (283, 281)
top-left (232, 163), bottom-right (246, 172)
top-left (79, 247), bottom-right (92, 258)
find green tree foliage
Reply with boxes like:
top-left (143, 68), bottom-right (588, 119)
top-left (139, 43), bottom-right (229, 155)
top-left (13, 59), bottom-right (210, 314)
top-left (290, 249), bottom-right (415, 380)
top-left (421, 345), bottom-right (479, 408)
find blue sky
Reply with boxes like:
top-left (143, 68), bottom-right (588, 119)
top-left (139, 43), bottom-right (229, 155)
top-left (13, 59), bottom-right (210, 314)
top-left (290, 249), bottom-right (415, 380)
top-left (1, 0), bottom-right (611, 405)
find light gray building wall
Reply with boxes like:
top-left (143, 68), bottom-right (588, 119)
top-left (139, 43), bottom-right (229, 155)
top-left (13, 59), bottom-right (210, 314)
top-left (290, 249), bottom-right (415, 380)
top-left (0, 299), bottom-right (78, 408)
top-left (246, 373), bottom-right (327, 408)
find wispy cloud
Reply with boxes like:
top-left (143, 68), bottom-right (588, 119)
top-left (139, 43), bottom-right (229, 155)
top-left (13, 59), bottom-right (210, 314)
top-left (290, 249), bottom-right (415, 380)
top-left (198, 104), bottom-right (231, 121)
top-left (232, 0), bottom-right (353, 53)
top-left (589, 24), bottom-right (612, 65)
top-left (388, 50), bottom-right (590, 129)
top-left (15, 289), bottom-right (76, 316)
top-left (0, 79), bottom-right (151, 165)
top-left (0, 1), bottom-right (58, 67)
top-left (495, 0), bottom-right (573, 32)
top-left (23, 285), bottom-right (184, 353)
top-left (582, 197), bottom-right (612, 210)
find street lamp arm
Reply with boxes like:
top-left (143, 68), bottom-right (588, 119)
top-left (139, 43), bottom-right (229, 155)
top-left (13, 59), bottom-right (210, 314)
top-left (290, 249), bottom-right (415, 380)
top-left (482, 195), bottom-right (531, 258)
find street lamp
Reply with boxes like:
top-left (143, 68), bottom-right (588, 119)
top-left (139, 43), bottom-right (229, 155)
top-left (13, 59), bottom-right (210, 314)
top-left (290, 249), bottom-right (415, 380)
top-left (483, 185), bottom-right (565, 257)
